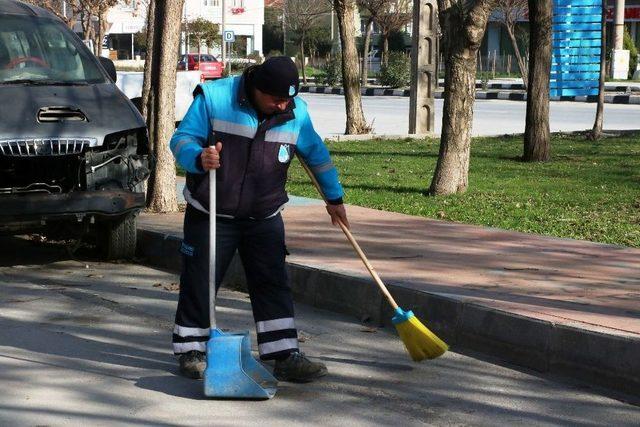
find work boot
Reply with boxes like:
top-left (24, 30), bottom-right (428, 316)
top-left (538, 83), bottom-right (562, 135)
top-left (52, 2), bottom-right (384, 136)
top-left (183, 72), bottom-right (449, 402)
top-left (273, 351), bottom-right (328, 383)
top-left (178, 350), bottom-right (206, 379)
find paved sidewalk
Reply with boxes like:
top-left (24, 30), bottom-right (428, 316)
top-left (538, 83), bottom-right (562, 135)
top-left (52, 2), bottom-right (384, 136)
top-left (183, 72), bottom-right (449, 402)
top-left (138, 197), bottom-right (640, 395)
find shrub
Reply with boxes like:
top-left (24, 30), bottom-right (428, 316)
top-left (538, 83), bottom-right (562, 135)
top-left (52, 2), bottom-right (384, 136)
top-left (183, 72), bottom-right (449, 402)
top-left (247, 51), bottom-right (264, 64)
top-left (266, 50), bottom-right (283, 58)
top-left (321, 55), bottom-right (342, 86)
top-left (623, 28), bottom-right (638, 79)
top-left (379, 51), bottom-right (411, 88)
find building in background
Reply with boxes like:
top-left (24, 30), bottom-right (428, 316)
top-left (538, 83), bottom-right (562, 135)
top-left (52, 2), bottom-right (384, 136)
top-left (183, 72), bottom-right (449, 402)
top-left (183, 0), bottom-right (264, 57)
top-left (70, 0), bottom-right (264, 60)
top-left (105, 0), bottom-right (147, 60)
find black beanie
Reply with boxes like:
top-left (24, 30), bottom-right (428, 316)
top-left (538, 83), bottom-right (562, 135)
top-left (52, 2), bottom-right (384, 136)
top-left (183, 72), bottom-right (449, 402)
top-left (252, 56), bottom-right (299, 98)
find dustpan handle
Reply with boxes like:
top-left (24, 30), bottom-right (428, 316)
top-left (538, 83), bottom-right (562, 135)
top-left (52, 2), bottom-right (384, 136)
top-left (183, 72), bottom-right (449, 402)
top-left (296, 155), bottom-right (399, 310)
top-left (209, 133), bottom-right (217, 330)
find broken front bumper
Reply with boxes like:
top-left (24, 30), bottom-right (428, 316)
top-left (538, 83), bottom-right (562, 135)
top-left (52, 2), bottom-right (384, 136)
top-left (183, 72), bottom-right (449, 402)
top-left (1, 190), bottom-right (145, 222)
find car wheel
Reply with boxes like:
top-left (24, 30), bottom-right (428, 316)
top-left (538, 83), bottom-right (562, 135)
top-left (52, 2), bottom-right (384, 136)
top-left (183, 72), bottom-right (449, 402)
top-left (101, 213), bottom-right (137, 260)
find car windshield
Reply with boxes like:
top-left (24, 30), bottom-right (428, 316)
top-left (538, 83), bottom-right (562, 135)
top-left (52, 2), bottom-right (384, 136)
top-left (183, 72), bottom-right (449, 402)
top-left (188, 54), bottom-right (216, 63)
top-left (0, 15), bottom-right (105, 85)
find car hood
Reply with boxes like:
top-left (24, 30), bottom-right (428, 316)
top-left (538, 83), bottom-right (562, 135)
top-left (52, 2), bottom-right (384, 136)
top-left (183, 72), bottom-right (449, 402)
top-left (0, 83), bottom-right (145, 146)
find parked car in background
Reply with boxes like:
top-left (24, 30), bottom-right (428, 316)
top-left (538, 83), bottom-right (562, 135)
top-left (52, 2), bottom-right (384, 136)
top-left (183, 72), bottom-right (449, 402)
top-left (0, 0), bottom-right (151, 259)
top-left (177, 53), bottom-right (224, 79)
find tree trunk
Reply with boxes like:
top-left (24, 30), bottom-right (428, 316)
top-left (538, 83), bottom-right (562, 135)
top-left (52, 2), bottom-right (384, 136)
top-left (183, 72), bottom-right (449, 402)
top-left (142, 0), bottom-right (156, 123)
top-left (362, 18), bottom-right (373, 86)
top-left (334, 0), bottom-right (369, 134)
top-left (382, 33), bottom-right (389, 66)
top-left (589, 2), bottom-right (607, 141)
top-left (81, 12), bottom-right (89, 40)
top-left (81, 12), bottom-right (94, 52)
top-left (523, 0), bottom-right (552, 162)
top-left (505, 23), bottom-right (528, 88)
top-left (300, 37), bottom-right (307, 84)
top-left (95, 7), bottom-right (106, 58)
top-left (146, 0), bottom-right (184, 213)
top-left (429, 0), bottom-right (495, 195)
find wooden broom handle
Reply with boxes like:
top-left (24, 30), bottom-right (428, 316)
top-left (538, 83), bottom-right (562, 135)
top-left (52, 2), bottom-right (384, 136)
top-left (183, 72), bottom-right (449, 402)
top-left (297, 155), bottom-right (399, 310)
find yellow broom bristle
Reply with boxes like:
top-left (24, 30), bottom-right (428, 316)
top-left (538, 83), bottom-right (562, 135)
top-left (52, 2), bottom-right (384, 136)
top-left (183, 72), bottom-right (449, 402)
top-left (393, 309), bottom-right (448, 361)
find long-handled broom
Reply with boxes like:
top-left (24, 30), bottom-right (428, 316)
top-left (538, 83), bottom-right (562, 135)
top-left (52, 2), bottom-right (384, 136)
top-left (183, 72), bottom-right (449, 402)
top-left (297, 156), bottom-right (448, 361)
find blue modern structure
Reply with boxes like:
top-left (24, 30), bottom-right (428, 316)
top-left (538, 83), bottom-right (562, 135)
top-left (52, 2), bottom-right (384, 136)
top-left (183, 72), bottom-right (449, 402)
top-left (552, 0), bottom-right (604, 96)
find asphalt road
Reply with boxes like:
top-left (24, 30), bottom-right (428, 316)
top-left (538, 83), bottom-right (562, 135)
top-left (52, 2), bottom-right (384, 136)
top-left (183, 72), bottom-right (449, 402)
top-left (299, 93), bottom-right (640, 139)
top-left (1, 237), bottom-right (639, 426)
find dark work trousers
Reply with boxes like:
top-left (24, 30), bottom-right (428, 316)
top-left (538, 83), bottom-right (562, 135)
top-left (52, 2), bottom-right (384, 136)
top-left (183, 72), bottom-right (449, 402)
top-left (172, 204), bottom-right (299, 360)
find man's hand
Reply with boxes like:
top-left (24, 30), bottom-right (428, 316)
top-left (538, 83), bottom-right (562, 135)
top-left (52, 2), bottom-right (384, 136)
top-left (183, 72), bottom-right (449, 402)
top-left (326, 204), bottom-right (349, 229)
top-left (200, 142), bottom-right (222, 170)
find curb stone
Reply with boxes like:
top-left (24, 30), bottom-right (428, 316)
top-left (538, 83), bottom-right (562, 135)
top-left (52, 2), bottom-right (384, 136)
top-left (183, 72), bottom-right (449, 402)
top-left (302, 77), bottom-right (640, 92)
top-left (136, 227), bottom-right (640, 397)
top-left (299, 85), bottom-right (640, 104)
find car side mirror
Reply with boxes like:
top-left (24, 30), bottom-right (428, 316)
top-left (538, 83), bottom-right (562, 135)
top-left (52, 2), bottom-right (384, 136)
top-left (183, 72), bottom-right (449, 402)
top-left (98, 56), bottom-right (117, 83)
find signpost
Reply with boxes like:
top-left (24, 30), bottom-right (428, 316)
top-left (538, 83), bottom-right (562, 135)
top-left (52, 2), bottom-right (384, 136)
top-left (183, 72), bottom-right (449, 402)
top-left (223, 30), bottom-right (235, 74)
top-left (551, 0), bottom-right (604, 97)
top-left (223, 30), bottom-right (235, 43)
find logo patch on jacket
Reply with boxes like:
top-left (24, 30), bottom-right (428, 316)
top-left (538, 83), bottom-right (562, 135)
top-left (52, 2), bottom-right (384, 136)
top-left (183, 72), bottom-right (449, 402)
top-left (278, 144), bottom-right (290, 163)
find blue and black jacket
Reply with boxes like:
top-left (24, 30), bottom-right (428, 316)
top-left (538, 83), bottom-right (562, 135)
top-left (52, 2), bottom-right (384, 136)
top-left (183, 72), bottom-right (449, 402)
top-left (170, 69), bottom-right (344, 219)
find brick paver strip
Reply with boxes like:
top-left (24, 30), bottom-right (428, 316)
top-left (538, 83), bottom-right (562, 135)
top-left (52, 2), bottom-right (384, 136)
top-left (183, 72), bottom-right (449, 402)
top-left (281, 204), bottom-right (640, 336)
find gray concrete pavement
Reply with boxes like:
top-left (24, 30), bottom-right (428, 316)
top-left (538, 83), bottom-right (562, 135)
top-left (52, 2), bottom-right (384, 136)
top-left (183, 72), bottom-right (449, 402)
top-left (1, 237), bottom-right (639, 426)
top-left (298, 93), bottom-right (640, 139)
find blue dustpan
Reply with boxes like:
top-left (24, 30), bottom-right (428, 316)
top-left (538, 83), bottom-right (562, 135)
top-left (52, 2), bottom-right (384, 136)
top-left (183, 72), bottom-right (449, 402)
top-left (204, 329), bottom-right (278, 399)
top-left (203, 140), bottom-right (278, 399)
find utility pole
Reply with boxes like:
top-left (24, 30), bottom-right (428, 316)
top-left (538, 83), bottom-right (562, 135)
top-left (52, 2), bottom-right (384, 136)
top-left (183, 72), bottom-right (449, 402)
top-left (330, 7), bottom-right (334, 41)
top-left (182, 3), bottom-right (188, 55)
top-left (409, 0), bottom-right (437, 134)
top-left (613, 0), bottom-right (625, 49)
top-left (611, 0), bottom-right (629, 79)
top-left (282, 0), bottom-right (287, 56)
top-left (221, 0), bottom-right (227, 67)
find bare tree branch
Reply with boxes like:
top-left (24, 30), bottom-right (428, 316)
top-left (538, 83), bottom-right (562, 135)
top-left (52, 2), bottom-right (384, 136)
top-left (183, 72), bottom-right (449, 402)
top-left (285, 0), bottom-right (331, 82)
top-left (495, 0), bottom-right (529, 86)
top-left (374, 0), bottom-right (412, 65)
top-left (21, 0), bottom-right (83, 29)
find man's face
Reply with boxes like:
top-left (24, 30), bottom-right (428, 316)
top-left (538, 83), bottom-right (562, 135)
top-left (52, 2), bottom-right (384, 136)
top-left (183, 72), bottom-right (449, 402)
top-left (252, 88), bottom-right (291, 115)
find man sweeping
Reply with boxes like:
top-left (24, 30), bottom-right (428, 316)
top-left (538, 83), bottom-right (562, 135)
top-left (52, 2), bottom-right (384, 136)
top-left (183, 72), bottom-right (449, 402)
top-left (169, 56), bottom-right (348, 382)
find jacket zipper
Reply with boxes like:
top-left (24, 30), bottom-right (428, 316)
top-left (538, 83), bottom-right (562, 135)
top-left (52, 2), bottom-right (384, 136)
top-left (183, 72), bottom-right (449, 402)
top-left (233, 115), bottom-right (263, 217)
top-left (232, 107), bottom-right (295, 218)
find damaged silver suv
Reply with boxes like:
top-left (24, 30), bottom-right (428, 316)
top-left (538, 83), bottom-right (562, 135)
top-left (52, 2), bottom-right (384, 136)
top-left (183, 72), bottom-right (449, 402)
top-left (0, 1), bottom-right (150, 259)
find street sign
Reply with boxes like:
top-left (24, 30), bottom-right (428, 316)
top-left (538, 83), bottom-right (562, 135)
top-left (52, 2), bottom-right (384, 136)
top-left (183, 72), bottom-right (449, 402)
top-left (223, 30), bottom-right (235, 43)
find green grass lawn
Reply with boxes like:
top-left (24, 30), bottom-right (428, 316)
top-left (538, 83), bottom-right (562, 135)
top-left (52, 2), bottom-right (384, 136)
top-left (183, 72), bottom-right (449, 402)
top-left (286, 133), bottom-right (640, 247)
